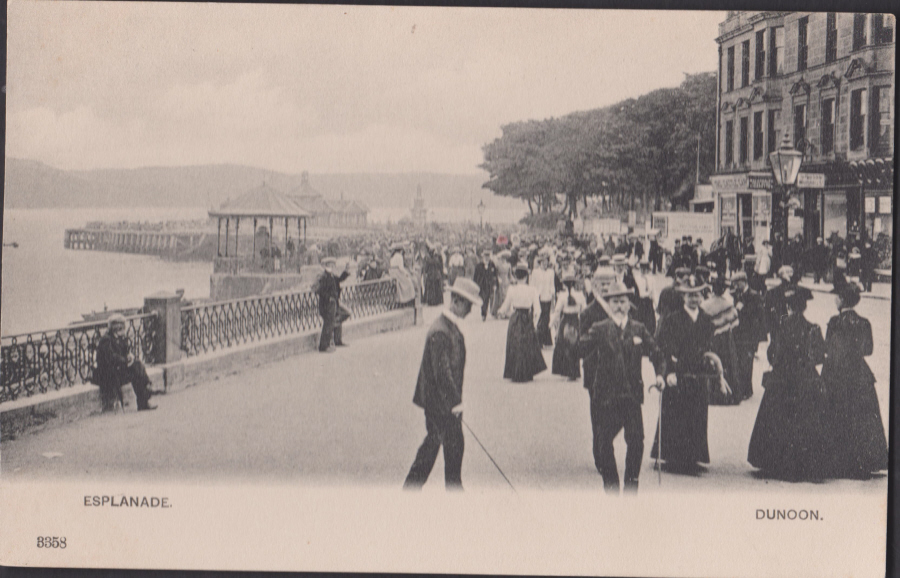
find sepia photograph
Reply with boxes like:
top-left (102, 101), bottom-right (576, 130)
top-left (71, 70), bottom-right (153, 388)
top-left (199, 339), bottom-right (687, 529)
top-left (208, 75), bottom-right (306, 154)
top-left (1, 2), bottom-right (894, 576)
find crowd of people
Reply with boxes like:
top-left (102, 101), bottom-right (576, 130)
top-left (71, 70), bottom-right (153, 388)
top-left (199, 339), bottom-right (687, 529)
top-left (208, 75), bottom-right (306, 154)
top-left (401, 229), bottom-right (888, 492)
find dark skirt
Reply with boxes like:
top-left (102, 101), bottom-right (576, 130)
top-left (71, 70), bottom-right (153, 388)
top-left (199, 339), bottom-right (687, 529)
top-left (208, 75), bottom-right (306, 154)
top-left (423, 272), bottom-right (444, 306)
top-left (822, 371), bottom-right (888, 477)
top-left (650, 374), bottom-right (710, 464)
top-left (504, 309), bottom-right (547, 382)
top-left (708, 331), bottom-right (741, 405)
top-left (747, 370), bottom-right (828, 479)
top-left (536, 301), bottom-right (553, 346)
top-left (733, 343), bottom-right (756, 402)
top-left (551, 312), bottom-right (581, 379)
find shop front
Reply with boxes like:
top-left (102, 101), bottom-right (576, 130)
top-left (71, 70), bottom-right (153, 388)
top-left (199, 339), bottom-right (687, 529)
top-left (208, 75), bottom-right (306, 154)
top-left (711, 173), bottom-right (774, 253)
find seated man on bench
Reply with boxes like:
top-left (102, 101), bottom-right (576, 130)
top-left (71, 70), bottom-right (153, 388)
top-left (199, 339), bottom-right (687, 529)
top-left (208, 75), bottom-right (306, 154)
top-left (94, 314), bottom-right (156, 412)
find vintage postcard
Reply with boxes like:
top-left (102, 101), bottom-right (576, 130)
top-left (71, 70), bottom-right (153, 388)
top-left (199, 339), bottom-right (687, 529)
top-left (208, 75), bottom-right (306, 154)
top-left (1, 3), bottom-right (892, 576)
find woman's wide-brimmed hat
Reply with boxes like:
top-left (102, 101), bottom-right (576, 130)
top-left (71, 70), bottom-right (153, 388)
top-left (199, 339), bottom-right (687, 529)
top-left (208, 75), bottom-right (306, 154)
top-left (603, 281), bottom-right (634, 299)
top-left (515, 262), bottom-right (530, 273)
top-left (675, 274), bottom-right (708, 293)
top-left (610, 254), bottom-right (628, 266)
top-left (449, 277), bottom-right (483, 307)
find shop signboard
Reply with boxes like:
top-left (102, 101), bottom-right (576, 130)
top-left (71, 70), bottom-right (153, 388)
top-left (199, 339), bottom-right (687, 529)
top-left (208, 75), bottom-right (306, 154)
top-left (748, 173), bottom-right (774, 190)
top-left (880, 196), bottom-right (892, 214)
top-left (865, 197), bottom-right (877, 213)
top-left (797, 173), bottom-right (826, 188)
top-left (711, 174), bottom-right (748, 191)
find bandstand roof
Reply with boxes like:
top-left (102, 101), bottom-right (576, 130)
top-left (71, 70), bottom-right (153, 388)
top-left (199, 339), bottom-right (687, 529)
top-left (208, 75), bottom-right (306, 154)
top-left (209, 183), bottom-right (310, 219)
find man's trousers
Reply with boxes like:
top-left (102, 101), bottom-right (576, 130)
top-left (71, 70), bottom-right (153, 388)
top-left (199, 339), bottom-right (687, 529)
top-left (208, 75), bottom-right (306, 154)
top-left (99, 360), bottom-right (153, 411)
top-left (404, 411), bottom-right (464, 489)
top-left (319, 299), bottom-right (350, 350)
top-left (592, 396), bottom-right (644, 492)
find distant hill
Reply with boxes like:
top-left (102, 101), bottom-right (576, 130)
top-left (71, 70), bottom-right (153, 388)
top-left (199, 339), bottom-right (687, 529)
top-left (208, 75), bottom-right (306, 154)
top-left (4, 158), bottom-right (504, 211)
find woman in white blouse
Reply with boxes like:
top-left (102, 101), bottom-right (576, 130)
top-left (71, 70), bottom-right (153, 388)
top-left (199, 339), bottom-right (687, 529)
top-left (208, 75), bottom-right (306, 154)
top-left (550, 269), bottom-right (587, 381)
top-left (498, 263), bottom-right (547, 383)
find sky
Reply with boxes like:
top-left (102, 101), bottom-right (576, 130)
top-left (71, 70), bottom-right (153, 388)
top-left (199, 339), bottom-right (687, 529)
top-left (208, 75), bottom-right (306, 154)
top-left (7, 2), bottom-right (725, 175)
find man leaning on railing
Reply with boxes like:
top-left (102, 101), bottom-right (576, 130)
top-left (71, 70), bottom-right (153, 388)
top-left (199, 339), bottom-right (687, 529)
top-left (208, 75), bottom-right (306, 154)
top-left (94, 314), bottom-right (157, 411)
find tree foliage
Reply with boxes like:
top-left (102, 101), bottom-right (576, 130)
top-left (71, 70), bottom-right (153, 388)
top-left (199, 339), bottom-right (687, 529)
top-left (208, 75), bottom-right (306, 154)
top-left (480, 72), bottom-right (717, 219)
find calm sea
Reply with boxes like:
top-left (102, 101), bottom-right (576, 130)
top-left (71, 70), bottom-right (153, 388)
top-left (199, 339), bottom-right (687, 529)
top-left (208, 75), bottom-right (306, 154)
top-left (1, 208), bottom-right (213, 336)
top-left (1, 205), bottom-right (527, 336)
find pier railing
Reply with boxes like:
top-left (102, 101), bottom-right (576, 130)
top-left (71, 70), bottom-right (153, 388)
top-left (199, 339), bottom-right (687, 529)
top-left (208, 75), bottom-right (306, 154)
top-left (179, 278), bottom-right (399, 357)
top-left (0, 313), bottom-right (159, 403)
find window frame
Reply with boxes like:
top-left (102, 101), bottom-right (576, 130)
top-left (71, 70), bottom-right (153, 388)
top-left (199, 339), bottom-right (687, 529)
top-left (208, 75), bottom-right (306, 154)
top-left (797, 16), bottom-right (809, 72)
top-left (727, 45), bottom-right (735, 92)
top-left (753, 110), bottom-right (764, 160)
top-left (821, 98), bottom-right (835, 155)
top-left (850, 87), bottom-right (868, 151)
top-left (741, 40), bottom-right (750, 88)
top-left (825, 13), bottom-right (837, 63)
top-left (755, 30), bottom-right (766, 81)
top-left (725, 119), bottom-right (735, 167)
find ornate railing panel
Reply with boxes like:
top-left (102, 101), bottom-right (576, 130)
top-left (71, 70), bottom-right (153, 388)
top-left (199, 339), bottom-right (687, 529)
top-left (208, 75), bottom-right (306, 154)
top-left (180, 278), bottom-right (398, 357)
top-left (0, 313), bottom-right (159, 403)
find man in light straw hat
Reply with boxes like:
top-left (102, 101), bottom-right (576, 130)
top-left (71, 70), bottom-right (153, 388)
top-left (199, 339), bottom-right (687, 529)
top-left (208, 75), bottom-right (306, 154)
top-left (577, 281), bottom-right (665, 493)
top-left (94, 314), bottom-right (156, 411)
top-left (404, 277), bottom-right (482, 490)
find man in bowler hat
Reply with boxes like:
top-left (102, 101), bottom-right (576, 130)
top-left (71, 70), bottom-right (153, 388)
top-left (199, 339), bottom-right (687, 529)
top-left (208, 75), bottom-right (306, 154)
top-left (404, 277), bottom-right (482, 490)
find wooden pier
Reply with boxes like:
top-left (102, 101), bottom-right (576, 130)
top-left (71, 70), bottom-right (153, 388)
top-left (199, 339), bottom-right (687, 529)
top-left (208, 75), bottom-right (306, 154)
top-left (64, 228), bottom-right (213, 260)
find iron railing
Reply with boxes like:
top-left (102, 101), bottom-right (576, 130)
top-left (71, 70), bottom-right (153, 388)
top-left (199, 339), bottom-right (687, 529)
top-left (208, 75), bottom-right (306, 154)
top-left (180, 278), bottom-right (399, 357)
top-left (0, 313), bottom-right (159, 403)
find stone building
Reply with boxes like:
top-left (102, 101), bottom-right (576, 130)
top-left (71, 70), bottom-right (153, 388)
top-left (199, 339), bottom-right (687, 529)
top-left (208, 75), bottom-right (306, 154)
top-left (712, 11), bottom-right (894, 250)
top-left (289, 171), bottom-right (368, 228)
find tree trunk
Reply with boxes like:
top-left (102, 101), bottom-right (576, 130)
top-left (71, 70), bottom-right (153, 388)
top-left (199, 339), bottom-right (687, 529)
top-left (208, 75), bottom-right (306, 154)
top-left (527, 198), bottom-right (534, 215)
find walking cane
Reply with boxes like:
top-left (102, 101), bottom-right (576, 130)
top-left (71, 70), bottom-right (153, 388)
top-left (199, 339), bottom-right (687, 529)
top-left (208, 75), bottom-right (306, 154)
top-left (649, 381), bottom-right (663, 485)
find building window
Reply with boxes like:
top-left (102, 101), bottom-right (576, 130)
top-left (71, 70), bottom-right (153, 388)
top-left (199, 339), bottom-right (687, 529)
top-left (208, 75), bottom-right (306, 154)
top-left (755, 30), bottom-right (766, 80)
top-left (741, 40), bottom-right (750, 87)
top-left (825, 13), bottom-right (837, 63)
top-left (727, 46), bottom-right (735, 91)
top-left (873, 86), bottom-right (892, 153)
top-left (767, 109), bottom-right (780, 156)
top-left (793, 104), bottom-right (806, 150)
top-left (850, 88), bottom-right (867, 150)
top-left (797, 16), bottom-right (808, 71)
top-left (739, 117), bottom-right (749, 164)
top-left (822, 98), bottom-right (835, 155)
top-left (753, 111), bottom-right (764, 160)
top-left (769, 27), bottom-right (784, 77)
top-left (873, 14), bottom-right (895, 45)
top-left (853, 14), bottom-right (868, 50)
top-left (725, 120), bottom-right (734, 166)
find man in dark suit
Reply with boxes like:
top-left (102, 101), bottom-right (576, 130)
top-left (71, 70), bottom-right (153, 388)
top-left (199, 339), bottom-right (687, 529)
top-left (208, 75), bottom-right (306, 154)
top-left (317, 258), bottom-right (351, 352)
top-left (404, 278), bottom-right (482, 490)
top-left (94, 314), bottom-right (156, 411)
top-left (571, 282), bottom-right (665, 494)
top-left (472, 250), bottom-right (497, 321)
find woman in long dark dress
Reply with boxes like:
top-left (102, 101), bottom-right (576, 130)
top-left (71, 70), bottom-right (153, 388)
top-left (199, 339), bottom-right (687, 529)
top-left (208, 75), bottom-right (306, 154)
top-left (747, 287), bottom-right (828, 481)
top-left (550, 270), bottom-right (586, 380)
top-left (651, 275), bottom-right (730, 471)
top-left (702, 275), bottom-right (741, 405)
top-left (822, 282), bottom-right (888, 478)
top-left (422, 246), bottom-right (444, 306)
top-left (498, 264), bottom-right (547, 382)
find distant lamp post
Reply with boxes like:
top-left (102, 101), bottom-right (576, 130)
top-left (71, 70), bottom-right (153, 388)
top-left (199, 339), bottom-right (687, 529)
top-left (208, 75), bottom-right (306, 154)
top-left (768, 131), bottom-right (803, 243)
top-left (477, 200), bottom-right (486, 231)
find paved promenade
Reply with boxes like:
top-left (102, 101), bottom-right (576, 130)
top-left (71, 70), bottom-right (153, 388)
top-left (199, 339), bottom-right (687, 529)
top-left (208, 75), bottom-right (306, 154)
top-left (1, 275), bottom-right (890, 495)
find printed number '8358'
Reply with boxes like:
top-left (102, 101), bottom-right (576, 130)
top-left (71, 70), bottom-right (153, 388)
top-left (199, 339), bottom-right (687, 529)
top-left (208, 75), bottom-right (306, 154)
top-left (37, 537), bottom-right (66, 548)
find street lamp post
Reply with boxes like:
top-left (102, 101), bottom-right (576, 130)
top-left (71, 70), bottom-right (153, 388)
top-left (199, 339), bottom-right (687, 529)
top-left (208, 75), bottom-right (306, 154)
top-left (477, 200), bottom-right (486, 232)
top-left (768, 131), bottom-right (804, 244)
